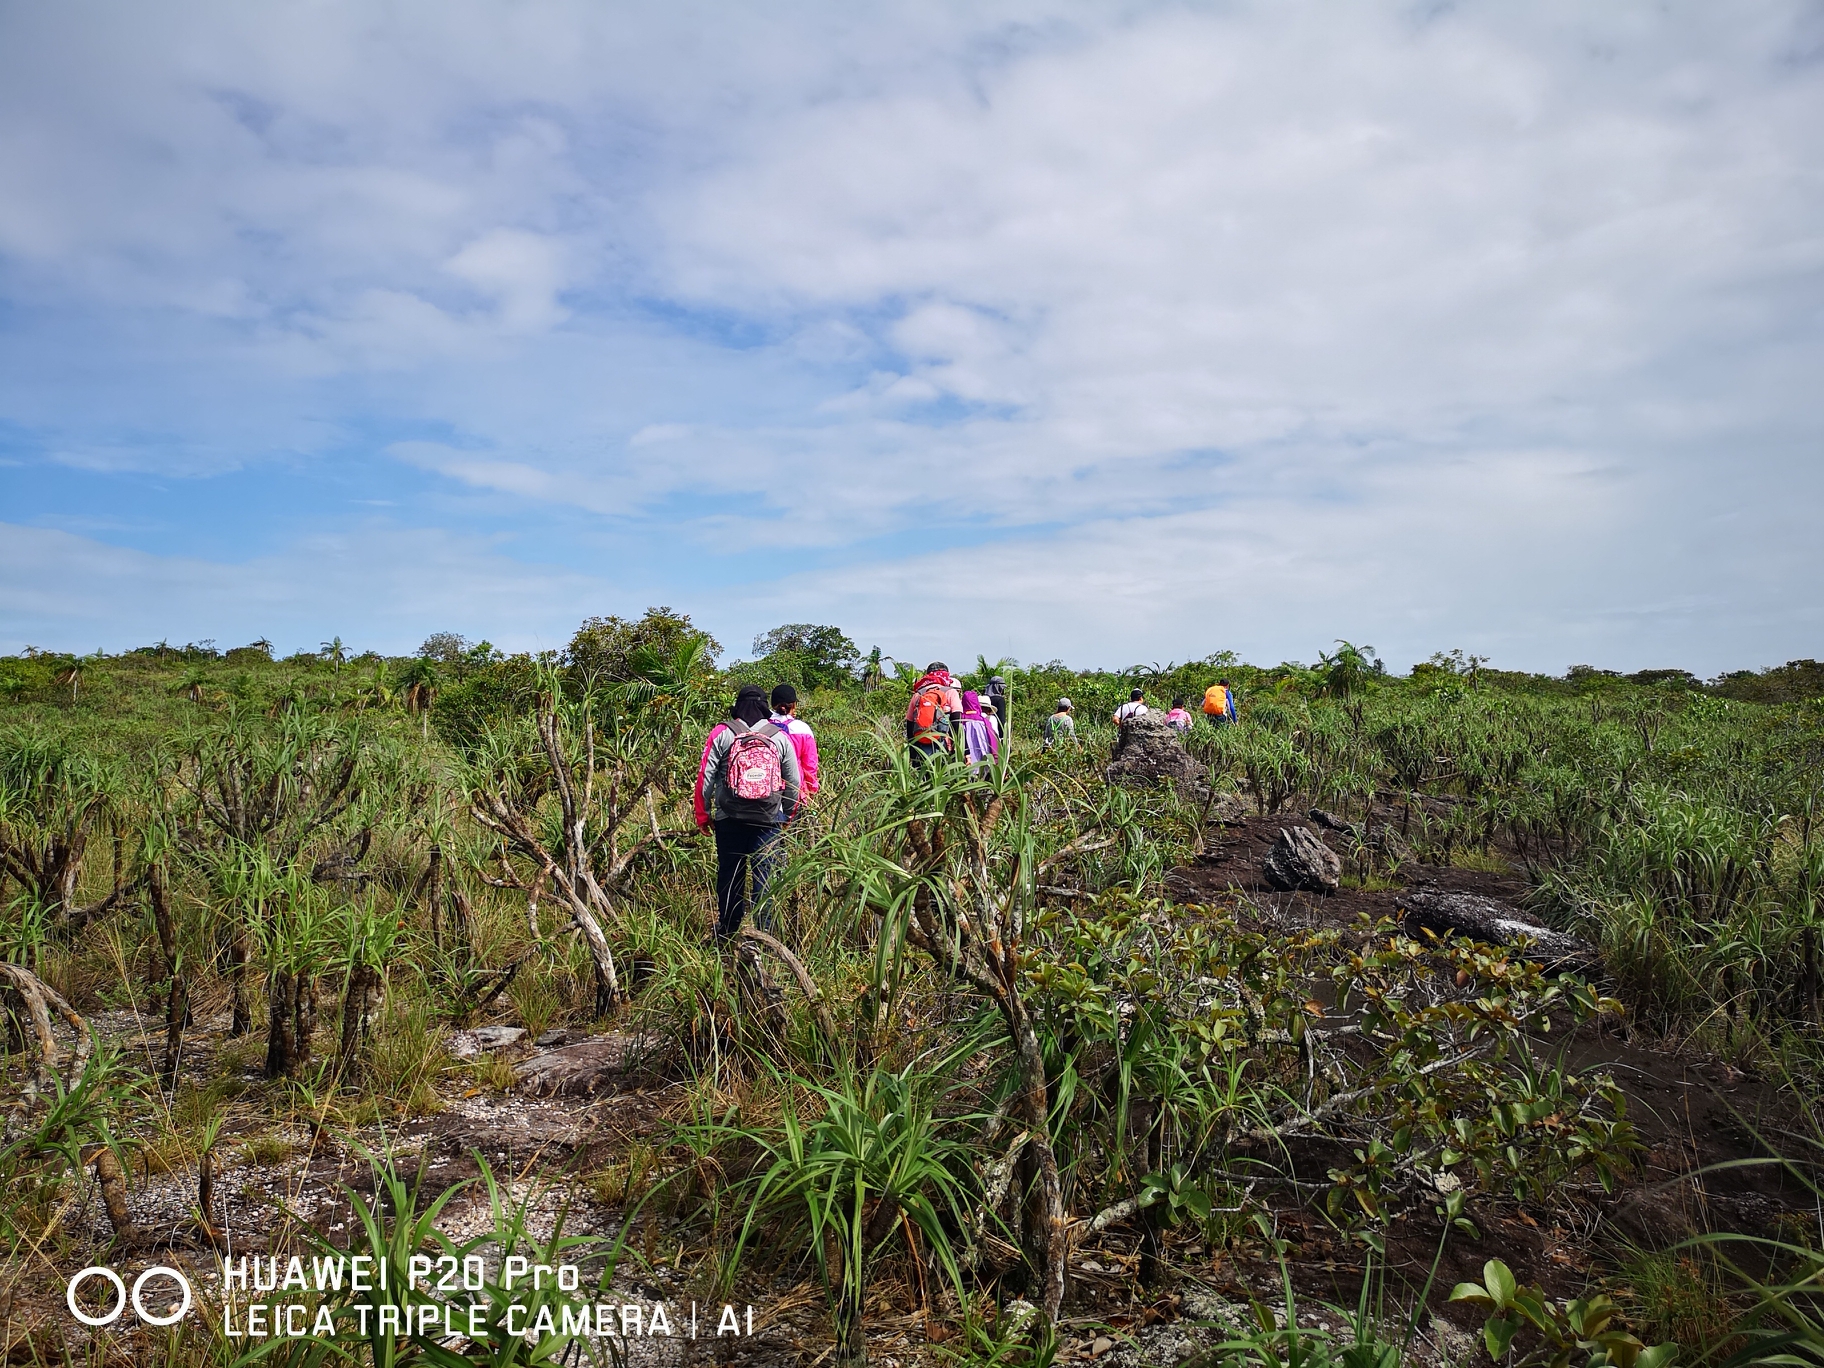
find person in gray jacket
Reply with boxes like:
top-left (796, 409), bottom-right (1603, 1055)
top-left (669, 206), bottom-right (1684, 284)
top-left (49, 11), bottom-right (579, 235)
top-left (698, 684), bottom-right (802, 940)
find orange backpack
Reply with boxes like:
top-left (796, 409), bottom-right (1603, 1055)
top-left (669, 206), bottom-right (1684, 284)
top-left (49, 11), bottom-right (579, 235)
top-left (908, 682), bottom-right (948, 735)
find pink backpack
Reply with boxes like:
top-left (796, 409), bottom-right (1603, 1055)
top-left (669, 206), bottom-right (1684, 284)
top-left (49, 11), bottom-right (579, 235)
top-left (725, 721), bottom-right (784, 802)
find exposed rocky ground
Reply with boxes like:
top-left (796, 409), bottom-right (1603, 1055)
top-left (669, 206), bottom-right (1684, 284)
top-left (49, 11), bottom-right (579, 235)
top-left (1171, 800), bottom-right (1808, 1334)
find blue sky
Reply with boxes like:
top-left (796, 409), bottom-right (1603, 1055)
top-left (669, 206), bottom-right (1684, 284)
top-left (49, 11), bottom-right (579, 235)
top-left (2, 1), bottom-right (1821, 673)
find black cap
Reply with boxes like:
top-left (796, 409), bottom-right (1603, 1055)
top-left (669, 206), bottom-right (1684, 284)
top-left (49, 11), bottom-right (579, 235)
top-left (770, 683), bottom-right (797, 709)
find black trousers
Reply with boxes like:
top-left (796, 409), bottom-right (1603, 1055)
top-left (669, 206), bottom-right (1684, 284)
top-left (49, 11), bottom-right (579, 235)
top-left (714, 819), bottom-right (783, 940)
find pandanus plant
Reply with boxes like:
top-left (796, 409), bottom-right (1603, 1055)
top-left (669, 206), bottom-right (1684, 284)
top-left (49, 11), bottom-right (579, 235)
top-left (817, 734), bottom-right (1124, 1329)
top-left (253, 871), bottom-right (335, 1080)
top-left (134, 809), bottom-right (192, 1079)
top-left (0, 727), bottom-right (124, 960)
top-left (332, 892), bottom-right (407, 1085)
top-left (464, 644), bottom-right (714, 1015)
top-left (727, 1062), bottom-right (977, 1368)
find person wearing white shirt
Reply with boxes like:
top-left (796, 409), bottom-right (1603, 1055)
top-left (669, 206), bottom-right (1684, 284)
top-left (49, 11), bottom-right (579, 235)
top-left (1113, 688), bottom-right (1149, 727)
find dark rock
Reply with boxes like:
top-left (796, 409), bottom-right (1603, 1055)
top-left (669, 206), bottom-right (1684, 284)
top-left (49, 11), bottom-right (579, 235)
top-left (1206, 792), bottom-right (1250, 824)
top-left (1105, 711), bottom-right (1209, 797)
top-left (1308, 809), bottom-right (1359, 838)
top-left (514, 1033), bottom-right (648, 1095)
top-left (534, 1028), bottom-right (571, 1047)
top-left (1365, 823), bottom-right (1412, 870)
top-left (1399, 892), bottom-right (1598, 972)
top-left (448, 1025), bottom-right (527, 1058)
top-left (1262, 827), bottom-right (1341, 894)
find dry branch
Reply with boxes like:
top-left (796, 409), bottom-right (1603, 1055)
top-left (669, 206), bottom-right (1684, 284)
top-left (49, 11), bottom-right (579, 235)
top-left (0, 960), bottom-right (91, 1084)
top-left (739, 926), bottom-right (836, 1039)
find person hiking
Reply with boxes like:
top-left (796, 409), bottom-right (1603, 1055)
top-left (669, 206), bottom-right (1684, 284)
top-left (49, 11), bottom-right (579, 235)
top-left (768, 683), bottom-right (819, 809)
top-left (905, 662), bottom-right (963, 765)
top-left (1043, 697), bottom-right (1078, 749)
top-left (959, 689), bottom-right (999, 767)
top-left (697, 685), bottom-right (802, 941)
top-left (986, 675), bottom-right (1010, 736)
top-left (1113, 687), bottom-right (1149, 728)
top-left (1203, 678), bottom-right (1237, 726)
top-left (1164, 695), bottom-right (1194, 734)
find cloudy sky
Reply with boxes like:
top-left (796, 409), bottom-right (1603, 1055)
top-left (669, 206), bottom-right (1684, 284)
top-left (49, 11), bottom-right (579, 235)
top-left (2, 2), bottom-right (1820, 674)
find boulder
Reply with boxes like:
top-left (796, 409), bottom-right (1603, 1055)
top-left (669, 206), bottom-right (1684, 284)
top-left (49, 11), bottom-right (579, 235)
top-left (1207, 792), bottom-right (1250, 825)
top-left (474, 1025), bottom-right (529, 1050)
top-left (1262, 827), bottom-right (1341, 894)
top-left (1308, 809), bottom-right (1359, 838)
top-left (1105, 711), bottom-right (1209, 797)
top-left (1365, 823), bottom-right (1413, 870)
top-left (448, 1025), bottom-right (528, 1059)
top-left (1399, 892), bottom-right (1599, 973)
top-left (514, 1033), bottom-right (648, 1096)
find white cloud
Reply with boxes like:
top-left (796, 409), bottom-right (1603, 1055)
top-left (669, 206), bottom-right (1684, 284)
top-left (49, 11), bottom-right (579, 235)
top-left (724, 442), bottom-right (1823, 677)
top-left (445, 228), bottom-right (571, 332)
top-left (0, 521), bottom-right (610, 656)
top-left (1, 2), bottom-right (1821, 669)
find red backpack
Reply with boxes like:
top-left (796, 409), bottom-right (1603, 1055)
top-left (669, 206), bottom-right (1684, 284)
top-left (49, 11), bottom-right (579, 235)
top-left (725, 721), bottom-right (784, 802)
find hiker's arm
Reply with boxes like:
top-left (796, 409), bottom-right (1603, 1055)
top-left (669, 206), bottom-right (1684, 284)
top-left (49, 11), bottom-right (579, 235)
top-left (699, 732), bottom-right (728, 826)
top-left (693, 728), bottom-right (720, 828)
top-left (799, 730), bottom-right (819, 796)
top-left (778, 736), bottom-right (802, 815)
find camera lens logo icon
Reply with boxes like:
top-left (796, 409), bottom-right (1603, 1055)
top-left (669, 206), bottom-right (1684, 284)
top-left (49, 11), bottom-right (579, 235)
top-left (66, 1266), bottom-right (193, 1327)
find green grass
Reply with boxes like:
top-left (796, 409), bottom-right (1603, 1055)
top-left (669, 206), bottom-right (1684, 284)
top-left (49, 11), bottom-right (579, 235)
top-left (4, 625), bottom-right (1824, 1365)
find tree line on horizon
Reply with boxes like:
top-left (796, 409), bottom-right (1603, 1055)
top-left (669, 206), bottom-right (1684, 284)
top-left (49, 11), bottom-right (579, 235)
top-left (4, 607), bottom-right (1822, 713)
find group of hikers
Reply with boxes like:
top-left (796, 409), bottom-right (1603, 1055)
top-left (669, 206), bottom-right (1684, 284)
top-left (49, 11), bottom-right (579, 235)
top-left (904, 661), bottom-right (1008, 765)
top-left (692, 682), bottom-right (816, 942)
top-left (1043, 676), bottom-right (1237, 747)
top-left (693, 665), bottom-right (1239, 943)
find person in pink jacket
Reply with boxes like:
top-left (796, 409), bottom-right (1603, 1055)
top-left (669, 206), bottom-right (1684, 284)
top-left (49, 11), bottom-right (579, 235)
top-left (768, 684), bottom-right (819, 810)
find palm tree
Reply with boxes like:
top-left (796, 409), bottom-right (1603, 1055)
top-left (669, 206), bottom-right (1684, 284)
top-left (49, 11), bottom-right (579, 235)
top-left (173, 667), bottom-right (210, 704)
top-left (350, 661), bottom-right (396, 713)
top-left (320, 637), bottom-right (348, 673)
top-left (1318, 641), bottom-right (1377, 699)
top-left (54, 655), bottom-right (91, 702)
top-left (398, 658), bottom-right (441, 740)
